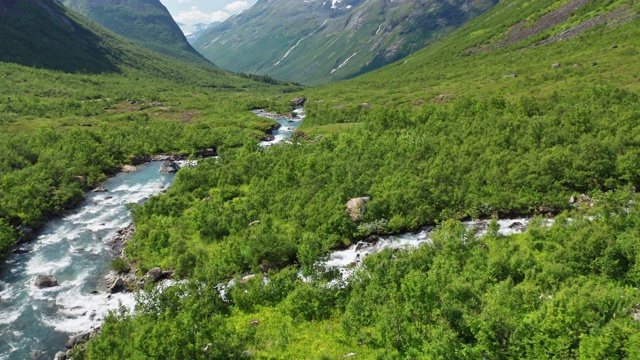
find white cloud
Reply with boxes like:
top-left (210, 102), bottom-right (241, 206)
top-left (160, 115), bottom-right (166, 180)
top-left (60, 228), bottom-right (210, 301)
top-left (177, 0), bottom-right (190, 3)
top-left (225, 1), bottom-right (249, 12)
top-left (175, 7), bottom-right (230, 23)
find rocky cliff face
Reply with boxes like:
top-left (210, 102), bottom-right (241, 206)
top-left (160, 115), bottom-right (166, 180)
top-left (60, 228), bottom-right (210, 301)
top-left (194, 0), bottom-right (497, 84)
top-left (61, 0), bottom-right (212, 66)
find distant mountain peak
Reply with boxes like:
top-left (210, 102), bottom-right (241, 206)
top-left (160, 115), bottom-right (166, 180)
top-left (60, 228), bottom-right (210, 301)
top-left (61, 0), bottom-right (213, 66)
top-left (194, 0), bottom-right (497, 84)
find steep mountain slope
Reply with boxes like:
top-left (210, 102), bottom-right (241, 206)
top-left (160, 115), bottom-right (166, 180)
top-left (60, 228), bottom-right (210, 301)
top-left (307, 0), bottom-right (640, 109)
top-left (0, 0), bottom-right (120, 73)
top-left (194, 0), bottom-right (497, 84)
top-left (61, 0), bottom-right (211, 66)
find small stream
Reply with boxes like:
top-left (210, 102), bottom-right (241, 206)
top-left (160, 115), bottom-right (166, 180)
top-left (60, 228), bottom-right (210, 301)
top-left (257, 107), bottom-right (304, 147)
top-left (322, 218), bottom-right (553, 281)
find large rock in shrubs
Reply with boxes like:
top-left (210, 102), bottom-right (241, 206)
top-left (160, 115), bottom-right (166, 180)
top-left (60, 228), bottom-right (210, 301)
top-left (346, 197), bottom-right (371, 221)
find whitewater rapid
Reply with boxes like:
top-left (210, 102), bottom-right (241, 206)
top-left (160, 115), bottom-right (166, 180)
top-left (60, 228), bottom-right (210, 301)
top-left (0, 162), bottom-right (175, 360)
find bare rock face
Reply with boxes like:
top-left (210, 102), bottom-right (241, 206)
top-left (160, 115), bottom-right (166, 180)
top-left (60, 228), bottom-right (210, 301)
top-left (346, 197), bottom-right (371, 221)
top-left (35, 275), bottom-right (58, 288)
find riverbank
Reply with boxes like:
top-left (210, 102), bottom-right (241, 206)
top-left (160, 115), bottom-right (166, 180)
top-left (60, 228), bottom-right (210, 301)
top-left (0, 162), bottom-right (176, 360)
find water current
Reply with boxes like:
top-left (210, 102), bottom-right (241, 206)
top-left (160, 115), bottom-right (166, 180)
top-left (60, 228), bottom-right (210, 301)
top-left (0, 163), bottom-right (174, 359)
top-left (0, 107), bottom-right (549, 358)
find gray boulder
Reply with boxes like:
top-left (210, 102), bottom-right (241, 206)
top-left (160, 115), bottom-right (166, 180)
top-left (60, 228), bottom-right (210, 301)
top-left (53, 351), bottom-right (67, 360)
top-left (290, 97), bottom-right (306, 107)
top-left (159, 160), bottom-right (180, 174)
top-left (35, 275), bottom-right (58, 288)
top-left (138, 267), bottom-right (165, 288)
top-left (346, 197), bottom-right (371, 221)
top-left (66, 331), bottom-right (91, 349)
top-left (109, 278), bottom-right (126, 294)
top-left (145, 267), bottom-right (163, 283)
top-left (121, 165), bottom-right (137, 173)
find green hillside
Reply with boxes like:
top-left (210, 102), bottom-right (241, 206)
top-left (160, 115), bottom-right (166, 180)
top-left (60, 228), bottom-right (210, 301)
top-left (61, 0), bottom-right (212, 66)
top-left (73, 0), bottom-right (640, 359)
top-left (194, 0), bottom-right (497, 85)
top-left (5, 0), bottom-right (640, 358)
top-left (0, 0), bottom-right (299, 258)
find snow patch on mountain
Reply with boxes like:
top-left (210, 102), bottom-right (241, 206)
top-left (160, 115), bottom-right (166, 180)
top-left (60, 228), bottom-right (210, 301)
top-left (274, 20), bottom-right (328, 66)
top-left (330, 51), bottom-right (358, 74)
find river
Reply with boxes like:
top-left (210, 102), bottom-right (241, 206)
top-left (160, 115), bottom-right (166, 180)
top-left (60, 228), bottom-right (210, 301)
top-left (0, 163), bottom-right (174, 359)
top-left (0, 107), bottom-right (548, 358)
top-left (0, 108), bottom-right (303, 359)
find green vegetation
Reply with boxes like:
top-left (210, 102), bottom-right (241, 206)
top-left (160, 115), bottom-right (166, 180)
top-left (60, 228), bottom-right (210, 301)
top-left (110, 258), bottom-right (130, 274)
top-left (61, 0), bottom-right (210, 66)
top-left (5, 0), bottom-right (640, 358)
top-left (195, 0), bottom-right (497, 85)
top-left (0, 0), bottom-right (300, 258)
top-left (75, 0), bottom-right (640, 356)
top-left (77, 192), bottom-right (640, 359)
top-left (307, 0), bottom-right (640, 103)
top-left (0, 60), bottom-right (299, 257)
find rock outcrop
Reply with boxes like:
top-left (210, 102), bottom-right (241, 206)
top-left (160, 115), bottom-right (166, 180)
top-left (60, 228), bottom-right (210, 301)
top-left (136, 267), bottom-right (171, 288)
top-left (121, 165), bottom-right (137, 173)
top-left (66, 331), bottom-right (91, 349)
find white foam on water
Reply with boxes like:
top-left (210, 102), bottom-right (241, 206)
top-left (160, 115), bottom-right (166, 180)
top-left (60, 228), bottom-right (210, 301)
top-left (0, 280), bottom-right (16, 300)
top-left (256, 107), bottom-right (305, 147)
top-left (30, 227), bottom-right (83, 252)
top-left (41, 290), bottom-right (136, 334)
top-left (317, 218), bottom-right (555, 282)
top-left (0, 304), bottom-right (26, 325)
top-left (24, 254), bottom-right (73, 277)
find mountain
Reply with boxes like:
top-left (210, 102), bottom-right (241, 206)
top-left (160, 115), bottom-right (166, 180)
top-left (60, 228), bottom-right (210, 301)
top-left (61, 0), bottom-right (212, 66)
top-left (179, 22), bottom-right (221, 44)
top-left (0, 0), bottom-right (121, 73)
top-left (0, 0), bottom-right (298, 261)
top-left (193, 0), bottom-right (497, 84)
top-left (309, 0), bottom-right (640, 105)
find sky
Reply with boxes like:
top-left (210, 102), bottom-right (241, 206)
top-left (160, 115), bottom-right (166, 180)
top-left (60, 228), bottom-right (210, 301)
top-left (159, 0), bottom-right (258, 26)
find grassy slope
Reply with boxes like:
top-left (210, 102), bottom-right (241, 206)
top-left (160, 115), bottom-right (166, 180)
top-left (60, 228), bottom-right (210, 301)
top-left (61, 0), bottom-right (211, 67)
top-left (305, 0), bottom-right (640, 110)
top-left (0, 0), bottom-right (300, 257)
top-left (41, 0), bottom-right (640, 358)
